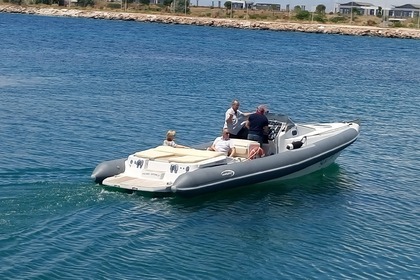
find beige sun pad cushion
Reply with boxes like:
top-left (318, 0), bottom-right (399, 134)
top-left (155, 146), bottom-right (224, 158)
top-left (168, 155), bottom-right (209, 163)
top-left (134, 149), bottom-right (175, 160)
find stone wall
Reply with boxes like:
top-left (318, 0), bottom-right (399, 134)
top-left (1, 5), bottom-right (419, 39)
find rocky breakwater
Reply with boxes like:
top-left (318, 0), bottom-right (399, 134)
top-left (1, 5), bottom-right (419, 39)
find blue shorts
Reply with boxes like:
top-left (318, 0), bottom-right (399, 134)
top-left (247, 134), bottom-right (263, 147)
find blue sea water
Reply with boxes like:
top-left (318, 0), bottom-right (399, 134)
top-left (0, 12), bottom-right (419, 279)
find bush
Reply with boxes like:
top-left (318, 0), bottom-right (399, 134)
top-left (329, 16), bottom-right (347, 23)
top-left (392, 21), bottom-right (404, 28)
top-left (107, 3), bottom-right (121, 9)
top-left (313, 14), bottom-right (326, 23)
top-left (295, 10), bottom-right (310, 20)
top-left (78, 0), bottom-right (95, 7)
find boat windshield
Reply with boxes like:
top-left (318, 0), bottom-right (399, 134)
top-left (265, 113), bottom-right (296, 139)
top-left (266, 113), bottom-right (295, 127)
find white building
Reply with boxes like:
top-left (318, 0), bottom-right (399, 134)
top-left (390, 4), bottom-right (420, 18)
top-left (337, 2), bottom-right (379, 16)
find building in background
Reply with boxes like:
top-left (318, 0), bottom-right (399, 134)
top-left (389, 4), bottom-right (420, 18)
top-left (337, 2), bottom-right (379, 16)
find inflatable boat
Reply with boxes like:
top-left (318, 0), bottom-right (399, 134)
top-left (91, 113), bottom-right (360, 195)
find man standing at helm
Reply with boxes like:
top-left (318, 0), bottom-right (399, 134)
top-left (246, 104), bottom-right (269, 147)
top-left (224, 99), bottom-right (251, 139)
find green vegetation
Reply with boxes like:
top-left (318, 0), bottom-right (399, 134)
top-left (4, 0), bottom-right (24, 4)
top-left (107, 3), bottom-right (120, 9)
top-left (392, 21), bottom-right (404, 28)
top-left (295, 10), bottom-right (310, 20)
top-left (78, 0), bottom-right (95, 7)
top-left (315, 4), bottom-right (326, 14)
top-left (376, 6), bottom-right (383, 17)
top-left (249, 14), bottom-right (268, 20)
top-left (313, 14), bottom-right (326, 23)
top-left (329, 16), bottom-right (348, 23)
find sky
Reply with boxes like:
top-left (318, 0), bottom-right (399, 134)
top-left (197, 0), bottom-right (420, 12)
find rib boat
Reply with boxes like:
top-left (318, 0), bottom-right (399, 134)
top-left (91, 113), bottom-right (360, 195)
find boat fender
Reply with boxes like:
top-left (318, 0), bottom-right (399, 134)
top-left (287, 136), bottom-right (307, 150)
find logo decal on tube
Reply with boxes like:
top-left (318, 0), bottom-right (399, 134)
top-left (221, 170), bottom-right (235, 177)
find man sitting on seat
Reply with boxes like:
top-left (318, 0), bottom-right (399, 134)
top-left (208, 128), bottom-right (236, 157)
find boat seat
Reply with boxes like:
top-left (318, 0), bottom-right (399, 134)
top-left (230, 139), bottom-right (260, 158)
top-left (234, 146), bottom-right (248, 157)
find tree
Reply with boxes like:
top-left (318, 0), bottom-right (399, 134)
top-left (377, 6), bottom-right (383, 17)
top-left (224, 1), bottom-right (231, 10)
top-left (294, 5), bottom-right (301, 12)
top-left (352, 7), bottom-right (361, 15)
top-left (295, 10), bottom-right (310, 20)
top-left (315, 4), bottom-right (326, 14)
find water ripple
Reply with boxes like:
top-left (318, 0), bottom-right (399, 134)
top-left (0, 13), bottom-right (419, 279)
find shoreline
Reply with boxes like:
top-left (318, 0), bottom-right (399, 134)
top-left (1, 5), bottom-right (420, 40)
